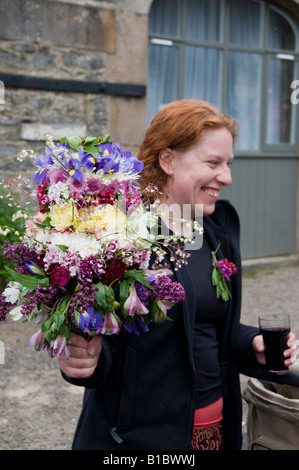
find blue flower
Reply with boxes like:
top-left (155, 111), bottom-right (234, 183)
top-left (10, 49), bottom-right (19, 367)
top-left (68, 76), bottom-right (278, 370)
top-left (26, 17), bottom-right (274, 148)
top-left (24, 260), bottom-right (45, 276)
top-left (96, 143), bottom-right (120, 174)
top-left (67, 158), bottom-right (83, 182)
top-left (79, 307), bottom-right (103, 331)
top-left (33, 147), bottom-right (54, 184)
top-left (96, 143), bottom-right (143, 175)
top-left (79, 148), bottom-right (97, 171)
top-left (121, 154), bottom-right (144, 174)
top-left (59, 155), bottom-right (83, 182)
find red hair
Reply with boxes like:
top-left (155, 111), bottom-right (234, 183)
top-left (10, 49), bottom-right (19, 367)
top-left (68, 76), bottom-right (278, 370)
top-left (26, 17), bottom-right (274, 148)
top-left (138, 99), bottom-right (238, 195)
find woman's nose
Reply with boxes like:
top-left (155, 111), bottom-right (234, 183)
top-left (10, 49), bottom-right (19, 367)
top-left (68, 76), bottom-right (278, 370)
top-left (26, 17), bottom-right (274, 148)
top-left (217, 166), bottom-right (232, 186)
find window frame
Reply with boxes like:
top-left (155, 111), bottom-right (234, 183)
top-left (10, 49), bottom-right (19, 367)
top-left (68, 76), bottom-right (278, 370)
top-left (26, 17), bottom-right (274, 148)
top-left (148, 0), bottom-right (299, 157)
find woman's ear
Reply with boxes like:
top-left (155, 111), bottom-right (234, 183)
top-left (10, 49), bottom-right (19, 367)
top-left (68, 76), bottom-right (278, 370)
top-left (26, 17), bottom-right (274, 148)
top-left (159, 148), bottom-right (174, 176)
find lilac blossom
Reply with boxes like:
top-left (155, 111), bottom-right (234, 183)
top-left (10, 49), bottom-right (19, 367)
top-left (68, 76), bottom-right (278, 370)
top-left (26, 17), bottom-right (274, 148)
top-left (21, 284), bottom-right (61, 316)
top-left (0, 294), bottom-right (10, 321)
top-left (149, 275), bottom-right (185, 303)
top-left (2, 240), bottom-right (36, 266)
top-left (68, 281), bottom-right (96, 316)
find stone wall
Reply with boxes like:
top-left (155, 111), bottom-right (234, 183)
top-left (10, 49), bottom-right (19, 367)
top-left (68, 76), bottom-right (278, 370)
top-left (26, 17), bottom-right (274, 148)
top-left (0, 0), bottom-right (152, 179)
top-left (1, 0), bottom-right (298, 181)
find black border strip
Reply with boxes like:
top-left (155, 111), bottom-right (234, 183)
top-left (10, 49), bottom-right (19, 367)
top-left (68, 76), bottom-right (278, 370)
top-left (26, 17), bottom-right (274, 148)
top-left (0, 73), bottom-right (146, 97)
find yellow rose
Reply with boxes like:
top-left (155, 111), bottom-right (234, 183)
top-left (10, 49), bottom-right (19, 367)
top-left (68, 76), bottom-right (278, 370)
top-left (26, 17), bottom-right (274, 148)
top-left (73, 204), bottom-right (126, 233)
top-left (50, 202), bottom-right (79, 231)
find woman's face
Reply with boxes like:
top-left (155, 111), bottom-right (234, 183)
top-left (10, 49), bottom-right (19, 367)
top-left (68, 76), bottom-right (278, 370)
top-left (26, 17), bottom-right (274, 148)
top-left (159, 127), bottom-right (234, 217)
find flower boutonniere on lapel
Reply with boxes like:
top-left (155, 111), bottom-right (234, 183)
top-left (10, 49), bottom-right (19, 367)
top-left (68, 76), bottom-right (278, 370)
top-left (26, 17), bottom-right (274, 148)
top-left (211, 242), bottom-right (237, 301)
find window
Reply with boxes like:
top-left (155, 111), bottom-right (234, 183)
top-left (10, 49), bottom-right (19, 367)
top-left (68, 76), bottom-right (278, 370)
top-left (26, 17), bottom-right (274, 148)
top-left (148, 0), bottom-right (299, 153)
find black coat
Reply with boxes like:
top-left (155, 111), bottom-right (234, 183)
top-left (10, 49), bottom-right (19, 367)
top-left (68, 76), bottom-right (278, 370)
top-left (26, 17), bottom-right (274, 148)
top-left (62, 201), bottom-right (263, 450)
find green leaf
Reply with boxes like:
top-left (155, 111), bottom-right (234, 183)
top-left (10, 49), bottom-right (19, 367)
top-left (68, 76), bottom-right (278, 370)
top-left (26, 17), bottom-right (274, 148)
top-left (5, 267), bottom-right (50, 289)
top-left (44, 328), bottom-right (54, 344)
top-left (33, 216), bottom-right (52, 228)
top-left (119, 279), bottom-right (130, 308)
top-left (124, 270), bottom-right (153, 289)
top-left (211, 266), bottom-right (219, 286)
top-left (60, 323), bottom-right (71, 340)
top-left (94, 282), bottom-right (115, 312)
top-left (55, 244), bottom-right (68, 252)
top-left (82, 136), bottom-right (98, 144)
top-left (74, 309), bottom-right (80, 326)
top-left (84, 142), bottom-right (100, 158)
top-left (41, 317), bottom-right (53, 332)
top-left (99, 134), bottom-right (112, 145)
top-left (66, 136), bottom-right (83, 151)
top-left (53, 311), bottom-right (65, 331)
top-left (41, 217), bottom-right (52, 227)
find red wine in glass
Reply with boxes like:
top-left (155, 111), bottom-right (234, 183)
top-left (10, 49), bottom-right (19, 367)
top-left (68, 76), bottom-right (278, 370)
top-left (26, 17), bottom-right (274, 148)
top-left (260, 326), bottom-right (290, 372)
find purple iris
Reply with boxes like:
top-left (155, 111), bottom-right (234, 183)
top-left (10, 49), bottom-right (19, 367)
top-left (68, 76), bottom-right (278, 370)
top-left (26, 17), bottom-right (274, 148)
top-left (57, 141), bottom-right (70, 151)
top-left (97, 156), bottom-right (120, 174)
top-left (121, 154), bottom-right (144, 174)
top-left (123, 316), bottom-right (150, 335)
top-left (24, 259), bottom-right (45, 276)
top-left (96, 143), bottom-right (120, 174)
top-left (79, 148), bottom-right (97, 171)
top-left (96, 143), bottom-right (143, 175)
top-left (60, 155), bottom-right (83, 182)
top-left (33, 147), bottom-right (54, 184)
top-left (79, 306), bottom-right (103, 331)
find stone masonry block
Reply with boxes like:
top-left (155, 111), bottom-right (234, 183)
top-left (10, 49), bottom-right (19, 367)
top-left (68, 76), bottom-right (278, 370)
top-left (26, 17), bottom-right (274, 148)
top-left (0, 0), bottom-right (116, 53)
top-left (21, 123), bottom-right (87, 141)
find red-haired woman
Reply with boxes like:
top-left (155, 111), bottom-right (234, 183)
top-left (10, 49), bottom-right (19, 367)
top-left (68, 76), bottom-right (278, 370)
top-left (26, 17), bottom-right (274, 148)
top-left (59, 100), bottom-right (297, 451)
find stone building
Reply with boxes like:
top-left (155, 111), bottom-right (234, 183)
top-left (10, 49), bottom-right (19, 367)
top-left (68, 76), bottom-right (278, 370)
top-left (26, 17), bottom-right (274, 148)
top-left (0, 0), bottom-right (299, 259)
top-left (0, 0), bottom-right (149, 180)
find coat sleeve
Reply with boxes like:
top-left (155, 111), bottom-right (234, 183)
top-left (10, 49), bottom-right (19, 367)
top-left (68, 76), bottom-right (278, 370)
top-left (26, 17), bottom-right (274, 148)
top-left (233, 322), bottom-right (261, 369)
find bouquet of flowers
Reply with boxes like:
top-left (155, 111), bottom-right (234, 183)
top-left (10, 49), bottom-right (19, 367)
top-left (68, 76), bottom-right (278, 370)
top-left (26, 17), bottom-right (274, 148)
top-left (0, 135), bottom-right (200, 358)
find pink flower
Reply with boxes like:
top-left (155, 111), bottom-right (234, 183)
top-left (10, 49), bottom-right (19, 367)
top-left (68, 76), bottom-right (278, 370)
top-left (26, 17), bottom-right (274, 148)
top-left (67, 172), bottom-right (89, 194)
top-left (87, 178), bottom-right (105, 193)
top-left (152, 299), bottom-right (172, 324)
top-left (215, 258), bottom-right (237, 281)
top-left (145, 267), bottom-right (173, 278)
top-left (33, 213), bottom-right (47, 225)
top-left (101, 311), bottom-right (121, 335)
top-left (48, 167), bottom-right (69, 185)
top-left (29, 330), bottom-right (46, 351)
top-left (123, 285), bottom-right (149, 317)
top-left (49, 334), bottom-right (70, 358)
